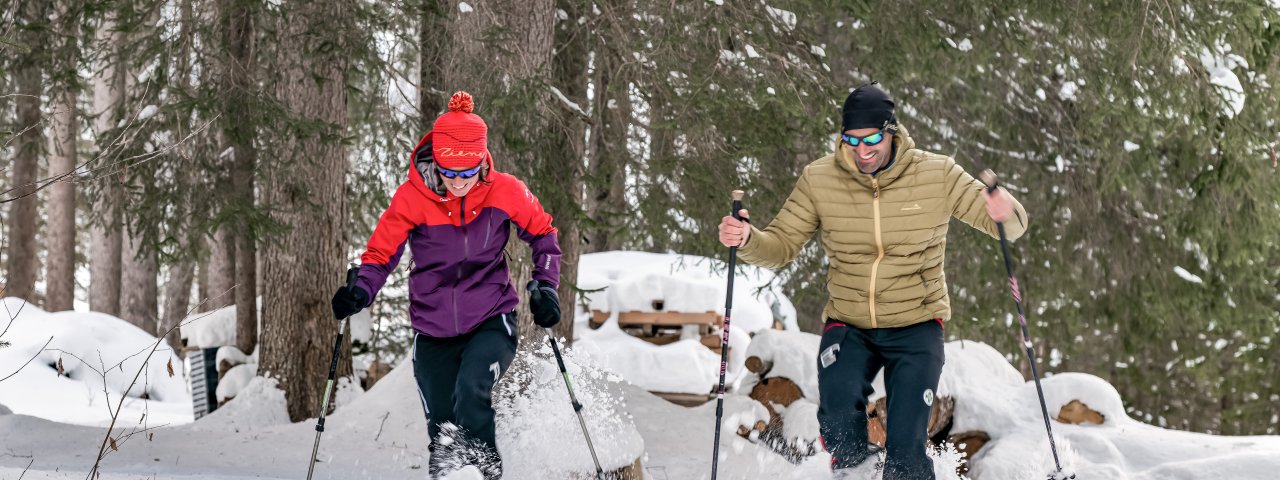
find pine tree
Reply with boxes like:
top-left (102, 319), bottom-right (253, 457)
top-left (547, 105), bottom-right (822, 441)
top-left (257, 0), bottom-right (359, 421)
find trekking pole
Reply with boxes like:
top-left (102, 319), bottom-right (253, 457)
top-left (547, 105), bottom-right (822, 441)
top-left (529, 282), bottom-right (605, 480)
top-left (307, 264), bottom-right (359, 480)
top-left (710, 190), bottom-right (744, 480)
top-left (979, 170), bottom-right (1074, 480)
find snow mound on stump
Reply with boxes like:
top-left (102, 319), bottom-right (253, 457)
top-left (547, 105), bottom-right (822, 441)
top-left (216, 363), bottom-right (256, 403)
top-left (740, 329), bottom-right (821, 399)
top-left (1039, 373), bottom-right (1125, 425)
top-left (193, 376), bottom-right (290, 431)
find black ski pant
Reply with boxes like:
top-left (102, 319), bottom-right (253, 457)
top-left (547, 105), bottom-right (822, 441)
top-left (817, 318), bottom-right (944, 480)
top-left (412, 312), bottom-right (518, 474)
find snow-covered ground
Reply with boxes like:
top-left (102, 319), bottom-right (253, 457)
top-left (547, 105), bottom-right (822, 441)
top-left (5, 249), bottom-right (1280, 479)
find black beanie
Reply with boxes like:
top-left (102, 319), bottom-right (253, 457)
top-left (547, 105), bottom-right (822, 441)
top-left (841, 83), bottom-right (897, 132)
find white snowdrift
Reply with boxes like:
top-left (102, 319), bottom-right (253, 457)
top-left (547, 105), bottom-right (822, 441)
top-left (179, 301), bottom-right (372, 349)
top-left (0, 297), bottom-right (192, 427)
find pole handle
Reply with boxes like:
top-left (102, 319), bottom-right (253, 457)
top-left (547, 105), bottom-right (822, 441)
top-left (344, 263), bottom-right (359, 291)
top-left (978, 169), bottom-right (999, 194)
top-left (731, 190), bottom-right (744, 221)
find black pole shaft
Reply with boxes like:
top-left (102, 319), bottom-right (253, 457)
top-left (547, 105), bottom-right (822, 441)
top-left (995, 222), bottom-right (1064, 473)
top-left (308, 266), bottom-right (358, 480)
top-left (982, 175), bottom-right (1067, 477)
top-left (546, 327), bottom-right (604, 479)
top-left (711, 194), bottom-right (743, 480)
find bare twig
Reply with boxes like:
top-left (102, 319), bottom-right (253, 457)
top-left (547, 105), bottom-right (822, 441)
top-left (18, 457), bottom-right (33, 480)
top-left (0, 115), bottom-right (219, 204)
top-left (86, 287), bottom-right (236, 478)
top-left (374, 411), bottom-right (391, 441)
top-left (0, 336), bottom-right (53, 383)
top-left (1, 296), bottom-right (28, 339)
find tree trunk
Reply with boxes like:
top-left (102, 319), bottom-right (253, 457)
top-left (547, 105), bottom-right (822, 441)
top-left (121, 229), bottom-right (158, 334)
top-left (89, 13), bottom-right (124, 316)
top-left (218, 0), bottom-right (260, 355)
top-left (584, 5), bottom-right (630, 254)
top-left (44, 0), bottom-right (84, 312)
top-left (45, 78), bottom-right (78, 312)
top-left (161, 260), bottom-right (194, 353)
top-left (257, 0), bottom-right (354, 422)
top-left (4, 0), bottom-right (47, 304)
top-left (417, 0), bottom-right (450, 130)
top-left (547, 0), bottom-right (591, 344)
top-left (115, 1), bottom-right (160, 331)
top-left (234, 228), bottom-right (258, 354)
top-left (207, 228), bottom-right (236, 308)
top-left (196, 254), bottom-right (211, 311)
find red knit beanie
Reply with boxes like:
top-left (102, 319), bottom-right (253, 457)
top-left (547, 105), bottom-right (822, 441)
top-left (432, 91), bottom-right (488, 170)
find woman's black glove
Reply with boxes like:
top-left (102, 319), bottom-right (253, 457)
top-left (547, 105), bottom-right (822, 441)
top-left (331, 284), bottom-right (368, 320)
top-left (526, 280), bottom-right (561, 328)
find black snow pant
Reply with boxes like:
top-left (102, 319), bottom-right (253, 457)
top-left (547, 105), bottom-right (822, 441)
top-left (817, 318), bottom-right (944, 480)
top-left (412, 312), bottom-right (518, 479)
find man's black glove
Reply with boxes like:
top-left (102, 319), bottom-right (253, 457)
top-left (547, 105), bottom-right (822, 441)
top-left (331, 284), bottom-right (368, 320)
top-left (526, 280), bottom-right (561, 328)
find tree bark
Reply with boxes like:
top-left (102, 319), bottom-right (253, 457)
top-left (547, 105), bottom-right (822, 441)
top-left (161, 260), bottom-right (194, 352)
top-left (584, 8), bottom-right (630, 253)
top-left (121, 228), bottom-right (158, 334)
top-left (44, 0), bottom-right (84, 312)
top-left (4, 0), bottom-right (48, 304)
top-left (45, 81), bottom-right (78, 312)
top-left (207, 228), bottom-right (236, 308)
top-left (547, 0), bottom-right (591, 344)
top-left (257, 0), bottom-right (354, 422)
top-left (89, 13), bottom-right (124, 316)
top-left (234, 228), bottom-right (258, 354)
top-left (218, 0), bottom-right (260, 355)
top-left (417, 0), bottom-right (450, 130)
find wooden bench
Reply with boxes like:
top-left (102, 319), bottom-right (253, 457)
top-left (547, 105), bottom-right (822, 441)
top-left (589, 309), bottom-right (727, 354)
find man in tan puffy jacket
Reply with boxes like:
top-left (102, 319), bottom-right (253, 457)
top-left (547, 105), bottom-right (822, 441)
top-left (718, 83), bottom-right (1027, 480)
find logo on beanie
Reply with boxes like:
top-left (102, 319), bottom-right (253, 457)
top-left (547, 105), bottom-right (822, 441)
top-left (436, 147), bottom-right (485, 159)
top-left (923, 388), bottom-right (935, 406)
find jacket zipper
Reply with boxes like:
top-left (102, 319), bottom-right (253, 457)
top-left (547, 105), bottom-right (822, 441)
top-left (483, 211), bottom-right (492, 249)
top-left (453, 196), bottom-right (468, 335)
top-left (869, 178), bottom-right (884, 328)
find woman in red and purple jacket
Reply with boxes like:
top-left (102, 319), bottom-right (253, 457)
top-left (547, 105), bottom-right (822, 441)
top-left (331, 91), bottom-right (562, 478)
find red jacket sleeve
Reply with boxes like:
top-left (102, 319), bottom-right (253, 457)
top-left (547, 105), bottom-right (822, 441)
top-left (506, 178), bottom-right (562, 287)
top-left (356, 183), bottom-right (418, 303)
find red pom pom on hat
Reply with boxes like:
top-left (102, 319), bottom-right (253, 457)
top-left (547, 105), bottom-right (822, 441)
top-left (433, 91), bottom-right (488, 170)
top-left (448, 91), bottom-right (474, 113)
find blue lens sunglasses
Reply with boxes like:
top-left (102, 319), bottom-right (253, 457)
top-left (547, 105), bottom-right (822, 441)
top-left (841, 128), bottom-right (888, 147)
top-left (439, 164), bottom-right (483, 179)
